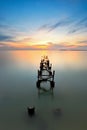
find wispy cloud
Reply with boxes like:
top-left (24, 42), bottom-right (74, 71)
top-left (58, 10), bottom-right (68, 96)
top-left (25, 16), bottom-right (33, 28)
top-left (76, 45), bottom-right (87, 50)
top-left (47, 42), bottom-right (87, 50)
top-left (0, 17), bottom-right (30, 43)
top-left (38, 16), bottom-right (87, 35)
top-left (76, 17), bottom-right (87, 26)
top-left (38, 18), bottom-right (72, 32)
top-left (0, 42), bottom-right (36, 50)
top-left (0, 34), bottom-right (14, 42)
top-left (0, 20), bottom-right (38, 46)
top-left (47, 42), bottom-right (76, 50)
top-left (68, 17), bottom-right (87, 34)
top-left (78, 40), bottom-right (87, 44)
top-left (0, 43), bottom-right (16, 50)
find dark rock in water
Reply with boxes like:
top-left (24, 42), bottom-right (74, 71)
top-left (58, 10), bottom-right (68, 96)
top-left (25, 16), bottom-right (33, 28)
top-left (53, 108), bottom-right (62, 116)
top-left (27, 106), bottom-right (35, 116)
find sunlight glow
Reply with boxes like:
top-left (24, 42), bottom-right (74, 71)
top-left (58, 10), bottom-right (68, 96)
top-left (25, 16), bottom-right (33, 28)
top-left (33, 44), bottom-right (48, 49)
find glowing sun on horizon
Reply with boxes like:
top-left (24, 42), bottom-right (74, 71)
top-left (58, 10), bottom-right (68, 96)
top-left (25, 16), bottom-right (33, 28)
top-left (33, 44), bottom-right (48, 49)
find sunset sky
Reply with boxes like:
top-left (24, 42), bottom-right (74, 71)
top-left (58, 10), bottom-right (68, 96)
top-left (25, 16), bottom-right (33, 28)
top-left (0, 0), bottom-right (87, 50)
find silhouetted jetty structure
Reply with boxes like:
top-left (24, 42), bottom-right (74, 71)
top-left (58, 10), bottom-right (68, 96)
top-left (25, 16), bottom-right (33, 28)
top-left (36, 56), bottom-right (55, 89)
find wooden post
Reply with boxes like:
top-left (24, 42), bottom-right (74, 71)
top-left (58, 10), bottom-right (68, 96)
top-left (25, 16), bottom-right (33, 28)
top-left (53, 70), bottom-right (55, 81)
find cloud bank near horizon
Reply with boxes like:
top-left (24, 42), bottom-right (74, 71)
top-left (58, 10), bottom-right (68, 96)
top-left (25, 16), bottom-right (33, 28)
top-left (0, 41), bottom-right (87, 51)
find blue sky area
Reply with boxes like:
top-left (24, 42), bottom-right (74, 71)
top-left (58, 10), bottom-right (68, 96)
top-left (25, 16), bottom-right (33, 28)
top-left (0, 0), bottom-right (87, 50)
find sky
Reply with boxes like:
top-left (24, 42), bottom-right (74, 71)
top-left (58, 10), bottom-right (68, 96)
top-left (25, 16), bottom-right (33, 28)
top-left (0, 0), bottom-right (87, 50)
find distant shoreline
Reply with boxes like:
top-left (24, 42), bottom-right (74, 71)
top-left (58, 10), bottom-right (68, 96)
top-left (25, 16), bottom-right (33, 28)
top-left (0, 49), bottom-right (87, 51)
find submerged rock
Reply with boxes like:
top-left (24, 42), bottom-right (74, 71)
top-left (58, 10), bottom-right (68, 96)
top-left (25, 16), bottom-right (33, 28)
top-left (27, 106), bottom-right (35, 117)
top-left (53, 108), bottom-right (62, 116)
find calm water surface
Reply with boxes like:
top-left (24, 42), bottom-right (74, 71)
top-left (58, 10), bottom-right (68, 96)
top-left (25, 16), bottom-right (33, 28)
top-left (0, 51), bottom-right (87, 130)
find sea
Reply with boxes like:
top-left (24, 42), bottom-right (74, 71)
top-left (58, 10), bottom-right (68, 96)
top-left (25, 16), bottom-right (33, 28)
top-left (0, 50), bottom-right (87, 130)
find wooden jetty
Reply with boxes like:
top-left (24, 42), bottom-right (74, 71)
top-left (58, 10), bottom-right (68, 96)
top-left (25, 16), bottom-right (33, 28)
top-left (36, 56), bottom-right (55, 89)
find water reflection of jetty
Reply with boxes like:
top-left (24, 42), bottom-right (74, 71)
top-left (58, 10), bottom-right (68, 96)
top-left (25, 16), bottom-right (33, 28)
top-left (36, 56), bottom-right (55, 90)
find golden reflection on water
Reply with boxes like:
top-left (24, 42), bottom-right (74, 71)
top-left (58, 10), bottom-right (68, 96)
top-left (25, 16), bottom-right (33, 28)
top-left (12, 50), bottom-right (48, 65)
top-left (11, 51), bottom-right (87, 69)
